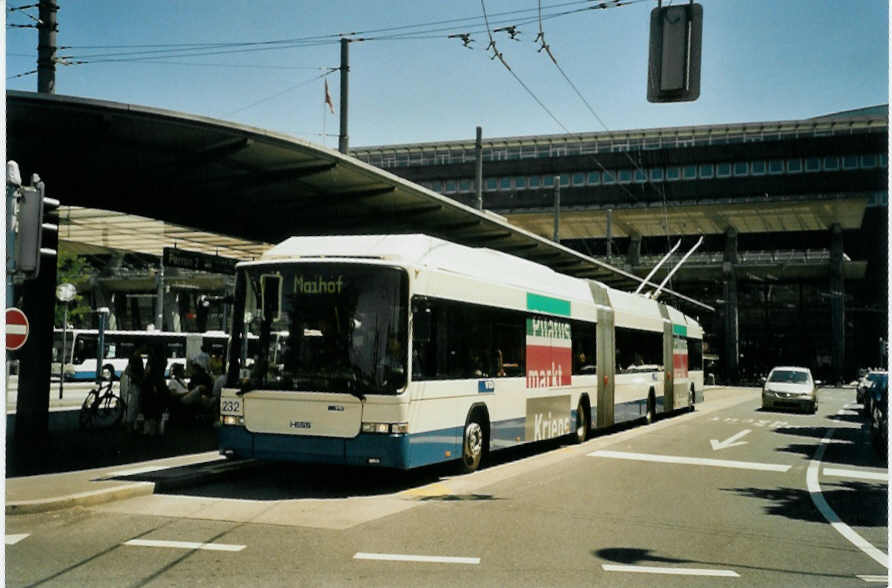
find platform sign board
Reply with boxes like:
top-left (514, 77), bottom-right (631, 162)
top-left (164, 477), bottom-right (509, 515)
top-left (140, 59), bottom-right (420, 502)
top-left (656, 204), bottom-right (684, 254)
top-left (6, 307), bottom-right (29, 350)
top-left (162, 247), bottom-right (238, 274)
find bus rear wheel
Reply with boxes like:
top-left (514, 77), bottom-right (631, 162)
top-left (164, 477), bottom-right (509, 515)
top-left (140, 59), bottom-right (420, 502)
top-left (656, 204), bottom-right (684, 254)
top-left (461, 420), bottom-right (484, 473)
top-left (573, 400), bottom-right (589, 443)
top-left (645, 391), bottom-right (656, 424)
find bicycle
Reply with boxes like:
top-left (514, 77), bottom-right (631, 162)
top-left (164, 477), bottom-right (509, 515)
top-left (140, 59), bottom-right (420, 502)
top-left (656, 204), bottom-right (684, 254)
top-left (79, 364), bottom-right (127, 430)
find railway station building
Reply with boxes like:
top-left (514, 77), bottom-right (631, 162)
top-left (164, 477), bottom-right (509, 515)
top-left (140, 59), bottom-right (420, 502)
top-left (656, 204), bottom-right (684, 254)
top-left (351, 106), bottom-right (888, 384)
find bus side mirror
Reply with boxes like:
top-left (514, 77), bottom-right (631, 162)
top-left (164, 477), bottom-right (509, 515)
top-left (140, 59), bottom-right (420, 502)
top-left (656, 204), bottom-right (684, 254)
top-left (261, 275), bottom-right (281, 321)
top-left (413, 306), bottom-right (431, 343)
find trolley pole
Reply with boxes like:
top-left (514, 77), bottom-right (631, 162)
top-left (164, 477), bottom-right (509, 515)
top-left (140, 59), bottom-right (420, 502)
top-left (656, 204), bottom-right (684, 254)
top-left (338, 38), bottom-right (350, 154)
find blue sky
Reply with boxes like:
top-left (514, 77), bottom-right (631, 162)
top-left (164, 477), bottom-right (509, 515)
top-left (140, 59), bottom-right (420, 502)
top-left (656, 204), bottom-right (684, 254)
top-left (5, 1), bottom-right (889, 148)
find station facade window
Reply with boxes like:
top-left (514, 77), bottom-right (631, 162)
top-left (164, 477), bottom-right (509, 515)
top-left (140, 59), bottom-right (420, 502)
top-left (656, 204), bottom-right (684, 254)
top-left (429, 150), bottom-right (885, 199)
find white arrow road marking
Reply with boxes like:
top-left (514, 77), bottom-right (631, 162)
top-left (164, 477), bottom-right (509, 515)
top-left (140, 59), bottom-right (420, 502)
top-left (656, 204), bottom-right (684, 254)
top-left (710, 429), bottom-right (752, 451)
top-left (5, 534), bottom-right (30, 545)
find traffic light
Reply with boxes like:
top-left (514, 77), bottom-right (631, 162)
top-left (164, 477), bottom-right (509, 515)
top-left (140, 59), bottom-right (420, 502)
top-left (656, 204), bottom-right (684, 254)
top-left (647, 3), bottom-right (703, 103)
top-left (14, 175), bottom-right (59, 280)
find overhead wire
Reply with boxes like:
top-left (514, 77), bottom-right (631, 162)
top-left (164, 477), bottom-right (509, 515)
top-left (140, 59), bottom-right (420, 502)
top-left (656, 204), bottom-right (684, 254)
top-left (533, 0), bottom-right (678, 277)
top-left (221, 68), bottom-right (338, 116)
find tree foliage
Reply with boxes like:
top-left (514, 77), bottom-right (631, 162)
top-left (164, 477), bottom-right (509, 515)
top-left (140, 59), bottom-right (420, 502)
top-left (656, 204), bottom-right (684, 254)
top-left (55, 249), bottom-right (93, 327)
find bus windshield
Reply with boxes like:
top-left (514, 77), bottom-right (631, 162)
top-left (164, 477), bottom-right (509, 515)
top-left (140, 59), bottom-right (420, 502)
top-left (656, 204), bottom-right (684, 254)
top-left (230, 263), bottom-right (409, 395)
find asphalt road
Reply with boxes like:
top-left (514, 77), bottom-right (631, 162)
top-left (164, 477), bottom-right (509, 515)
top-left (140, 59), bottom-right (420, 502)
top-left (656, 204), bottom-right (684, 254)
top-left (6, 387), bottom-right (888, 587)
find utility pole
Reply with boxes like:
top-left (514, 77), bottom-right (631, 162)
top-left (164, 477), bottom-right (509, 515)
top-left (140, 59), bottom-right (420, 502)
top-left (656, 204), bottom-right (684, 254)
top-left (338, 38), bottom-right (349, 154)
top-left (37, 0), bottom-right (59, 94)
top-left (474, 127), bottom-right (483, 210)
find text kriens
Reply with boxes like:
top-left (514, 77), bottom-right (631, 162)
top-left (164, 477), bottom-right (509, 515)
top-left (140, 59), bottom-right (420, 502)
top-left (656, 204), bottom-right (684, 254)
top-left (533, 411), bottom-right (570, 441)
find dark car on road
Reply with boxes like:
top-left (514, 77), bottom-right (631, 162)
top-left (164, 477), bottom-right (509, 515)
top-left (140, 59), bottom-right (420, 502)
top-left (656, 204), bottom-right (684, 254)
top-left (859, 371), bottom-right (887, 417)
top-left (869, 372), bottom-right (887, 457)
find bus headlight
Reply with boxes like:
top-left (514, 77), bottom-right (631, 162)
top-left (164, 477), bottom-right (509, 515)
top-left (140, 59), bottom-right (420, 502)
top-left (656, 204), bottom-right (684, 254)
top-left (361, 422), bottom-right (409, 434)
top-left (222, 415), bottom-right (245, 426)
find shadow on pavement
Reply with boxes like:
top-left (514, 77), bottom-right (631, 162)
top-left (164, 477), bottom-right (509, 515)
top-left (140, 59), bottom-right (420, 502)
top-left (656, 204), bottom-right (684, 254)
top-left (6, 421), bottom-right (218, 478)
top-left (722, 482), bottom-right (888, 527)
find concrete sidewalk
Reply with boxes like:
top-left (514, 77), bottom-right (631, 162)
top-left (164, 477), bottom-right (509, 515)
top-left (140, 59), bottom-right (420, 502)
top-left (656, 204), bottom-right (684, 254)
top-left (6, 451), bottom-right (227, 514)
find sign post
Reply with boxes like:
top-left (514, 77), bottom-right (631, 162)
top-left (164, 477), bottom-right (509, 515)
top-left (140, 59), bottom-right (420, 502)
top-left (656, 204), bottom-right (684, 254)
top-left (55, 283), bottom-right (76, 398)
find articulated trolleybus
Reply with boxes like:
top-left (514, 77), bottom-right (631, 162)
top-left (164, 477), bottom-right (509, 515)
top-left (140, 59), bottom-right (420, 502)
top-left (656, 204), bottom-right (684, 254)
top-left (219, 235), bottom-right (704, 472)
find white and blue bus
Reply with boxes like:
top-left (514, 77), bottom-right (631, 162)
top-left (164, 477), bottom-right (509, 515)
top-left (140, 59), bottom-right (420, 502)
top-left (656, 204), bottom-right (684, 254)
top-left (53, 329), bottom-right (231, 381)
top-left (219, 234), bottom-right (704, 472)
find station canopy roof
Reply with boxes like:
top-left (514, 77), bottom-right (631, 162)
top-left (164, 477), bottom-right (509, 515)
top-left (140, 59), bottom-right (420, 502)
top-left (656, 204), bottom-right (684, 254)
top-left (7, 91), bottom-right (718, 309)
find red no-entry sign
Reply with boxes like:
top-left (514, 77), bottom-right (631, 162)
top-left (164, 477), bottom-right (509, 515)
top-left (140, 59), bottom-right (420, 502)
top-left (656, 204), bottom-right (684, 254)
top-left (6, 307), bottom-right (29, 351)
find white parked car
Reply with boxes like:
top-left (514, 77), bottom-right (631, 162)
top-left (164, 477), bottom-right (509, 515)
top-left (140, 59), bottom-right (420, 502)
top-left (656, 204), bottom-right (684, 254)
top-left (762, 366), bottom-right (818, 413)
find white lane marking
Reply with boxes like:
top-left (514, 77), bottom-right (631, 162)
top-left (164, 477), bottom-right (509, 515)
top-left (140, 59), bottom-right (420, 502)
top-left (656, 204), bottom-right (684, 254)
top-left (823, 468), bottom-right (888, 482)
top-left (710, 429), bottom-right (752, 451)
top-left (5, 533), bottom-right (30, 545)
top-left (124, 539), bottom-right (245, 552)
top-left (806, 412), bottom-right (888, 568)
top-left (857, 574), bottom-right (888, 583)
top-left (602, 564), bottom-right (740, 577)
top-left (589, 450), bottom-right (791, 472)
top-left (353, 552), bottom-right (480, 565)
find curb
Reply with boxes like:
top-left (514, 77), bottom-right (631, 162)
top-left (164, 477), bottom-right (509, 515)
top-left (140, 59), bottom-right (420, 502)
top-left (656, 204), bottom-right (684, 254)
top-left (6, 481), bottom-right (156, 515)
top-left (5, 457), bottom-right (261, 515)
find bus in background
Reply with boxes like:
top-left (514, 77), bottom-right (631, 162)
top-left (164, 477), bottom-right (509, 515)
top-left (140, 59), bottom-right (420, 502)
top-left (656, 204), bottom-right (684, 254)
top-left (52, 329), bottom-right (230, 381)
top-left (219, 234), bottom-right (705, 472)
